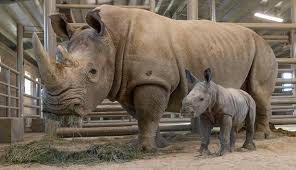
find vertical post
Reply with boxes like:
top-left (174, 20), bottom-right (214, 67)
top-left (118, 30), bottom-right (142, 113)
top-left (291, 0), bottom-right (296, 57)
top-left (187, 0), bottom-right (198, 20)
top-left (210, 0), bottom-right (216, 22)
top-left (149, 0), bottom-right (155, 12)
top-left (44, 0), bottom-right (56, 57)
top-left (37, 80), bottom-right (42, 118)
top-left (291, 0), bottom-right (296, 115)
top-left (187, 0), bottom-right (200, 134)
top-left (17, 24), bottom-right (24, 118)
top-left (6, 70), bottom-right (11, 117)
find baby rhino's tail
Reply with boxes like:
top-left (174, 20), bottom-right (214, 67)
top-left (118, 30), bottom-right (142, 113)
top-left (242, 95), bottom-right (256, 150)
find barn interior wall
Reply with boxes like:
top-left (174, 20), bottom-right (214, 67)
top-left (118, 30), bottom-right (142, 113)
top-left (0, 42), bottom-right (39, 117)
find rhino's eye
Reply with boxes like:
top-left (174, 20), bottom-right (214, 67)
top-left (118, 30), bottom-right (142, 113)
top-left (89, 68), bottom-right (97, 74)
top-left (200, 98), bottom-right (204, 101)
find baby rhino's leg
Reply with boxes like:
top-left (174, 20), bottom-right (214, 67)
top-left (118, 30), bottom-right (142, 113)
top-left (242, 103), bottom-right (256, 150)
top-left (199, 115), bottom-right (213, 156)
top-left (230, 127), bottom-right (237, 152)
top-left (219, 115), bottom-right (232, 156)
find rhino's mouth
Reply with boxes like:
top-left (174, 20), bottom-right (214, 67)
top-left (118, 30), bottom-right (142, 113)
top-left (42, 87), bottom-right (87, 116)
top-left (180, 105), bottom-right (195, 118)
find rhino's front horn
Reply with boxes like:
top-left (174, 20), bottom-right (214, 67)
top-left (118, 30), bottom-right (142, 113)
top-left (32, 32), bottom-right (58, 85)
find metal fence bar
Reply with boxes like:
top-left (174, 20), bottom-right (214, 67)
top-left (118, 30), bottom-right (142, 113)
top-left (272, 98), bottom-right (296, 104)
top-left (10, 96), bottom-right (18, 100)
top-left (37, 81), bottom-right (42, 117)
top-left (7, 69), bottom-right (11, 117)
top-left (277, 58), bottom-right (296, 64)
top-left (233, 23), bottom-right (296, 30)
top-left (272, 105), bottom-right (295, 110)
top-left (17, 24), bottom-right (24, 117)
top-left (23, 114), bottom-right (42, 118)
top-left (262, 35), bottom-right (289, 40)
top-left (271, 115), bottom-right (296, 119)
top-left (24, 75), bottom-right (41, 85)
top-left (274, 85), bottom-right (294, 89)
top-left (56, 4), bottom-right (150, 9)
top-left (0, 105), bottom-right (19, 109)
top-left (23, 94), bottom-right (40, 100)
top-left (277, 78), bottom-right (296, 84)
top-left (0, 93), bottom-right (8, 97)
top-left (278, 69), bottom-right (293, 73)
top-left (23, 104), bottom-right (41, 109)
top-left (0, 62), bottom-right (19, 74)
top-left (0, 81), bottom-right (19, 89)
top-left (266, 40), bottom-right (289, 43)
top-left (23, 32), bottom-right (43, 39)
top-left (70, 22), bottom-right (296, 30)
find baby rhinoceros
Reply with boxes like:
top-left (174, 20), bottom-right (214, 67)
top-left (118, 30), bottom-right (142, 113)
top-left (181, 68), bottom-right (256, 156)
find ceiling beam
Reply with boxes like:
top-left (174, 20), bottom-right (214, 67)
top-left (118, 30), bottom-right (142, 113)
top-left (16, 1), bottom-right (43, 31)
top-left (0, 0), bottom-right (31, 4)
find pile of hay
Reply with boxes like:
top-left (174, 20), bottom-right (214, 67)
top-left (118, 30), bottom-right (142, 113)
top-left (0, 140), bottom-right (147, 165)
top-left (44, 113), bottom-right (81, 127)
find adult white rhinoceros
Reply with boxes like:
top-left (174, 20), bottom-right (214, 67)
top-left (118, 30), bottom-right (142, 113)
top-left (32, 5), bottom-right (277, 150)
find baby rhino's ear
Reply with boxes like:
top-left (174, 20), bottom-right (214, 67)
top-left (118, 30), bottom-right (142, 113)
top-left (185, 69), bottom-right (198, 85)
top-left (204, 68), bottom-right (212, 84)
top-left (185, 69), bottom-right (200, 91)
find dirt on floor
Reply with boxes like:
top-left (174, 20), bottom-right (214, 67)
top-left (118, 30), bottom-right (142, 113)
top-left (0, 131), bottom-right (296, 170)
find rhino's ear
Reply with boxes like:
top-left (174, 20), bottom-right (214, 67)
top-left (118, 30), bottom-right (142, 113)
top-left (49, 14), bottom-right (75, 39)
top-left (86, 9), bottom-right (105, 36)
top-left (204, 68), bottom-right (212, 84)
top-left (185, 69), bottom-right (199, 85)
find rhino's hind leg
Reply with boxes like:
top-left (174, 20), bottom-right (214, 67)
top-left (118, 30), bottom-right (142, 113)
top-left (218, 115), bottom-right (232, 156)
top-left (247, 37), bottom-right (277, 139)
top-left (247, 78), bottom-right (274, 139)
top-left (250, 94), bottom-right (272, 139)
top-left (133, 85), bottom-right (169, 151)
top-left (242, 109), bottom-right (256, 150)
top-left (230, 127), bottom-right (237, 152)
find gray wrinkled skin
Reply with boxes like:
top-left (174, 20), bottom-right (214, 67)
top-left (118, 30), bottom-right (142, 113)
top-left (181, 69), bottom-right (256, 156)
top-left (32, 23), bottom-right (116, 116)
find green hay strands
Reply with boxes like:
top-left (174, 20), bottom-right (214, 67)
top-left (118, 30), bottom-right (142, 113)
top-left (0, 141), bottom-right (146, 165)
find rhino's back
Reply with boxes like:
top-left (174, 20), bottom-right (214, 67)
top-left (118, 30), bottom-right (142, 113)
top-left (170, 20), bottom-right (257, 88)
top-left (99, 5), bottom-right (257, 90)
top-left (224, 88), bottom-right (255, 125)
top-left (104, 7), bottom-right (258, 88)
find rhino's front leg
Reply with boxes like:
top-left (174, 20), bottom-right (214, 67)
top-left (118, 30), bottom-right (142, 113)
top-left (199, 115), bottom-right (213, 156)
top-left (134, 85), bottom-right (169, 151)
top-left (218, 115), bottom-right (232, 156)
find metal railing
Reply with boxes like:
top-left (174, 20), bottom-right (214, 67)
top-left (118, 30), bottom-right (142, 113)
top-left (23, 74), bottom-right (42, 118)
top-left (0, 62), bottom-right (20, 117)
top-left (21, 25), bottom-right (42, 119)
top-left (0, 24), bottom-right (42, 119)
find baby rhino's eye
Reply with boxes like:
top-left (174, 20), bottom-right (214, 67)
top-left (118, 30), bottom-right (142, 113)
top-left (200, 98), bottom-right (204, 101)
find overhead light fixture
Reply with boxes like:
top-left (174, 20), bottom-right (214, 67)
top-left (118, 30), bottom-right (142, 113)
top-left (275, 1), bottom-right (283, 8)
top-left (254, 12), bottom-right (283, 22)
